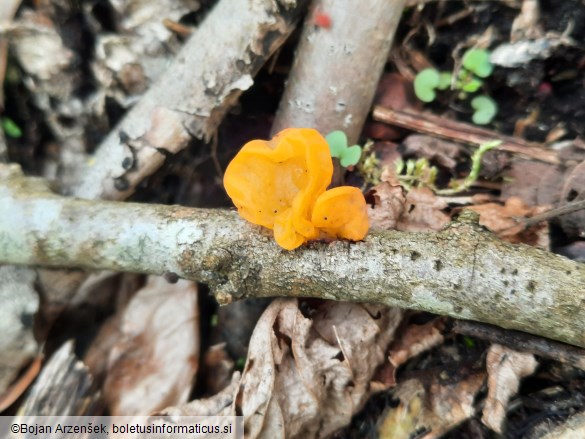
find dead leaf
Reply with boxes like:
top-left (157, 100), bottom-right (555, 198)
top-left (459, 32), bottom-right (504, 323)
top-left (397, 187), bottom-right (450, 232)
top-left (156, 372), bottom-right (241, 417)
top-left (203, 343), bottom-right (234, 396)
top-left (367, 179), bottom-right (406, 230)
top-left (236, 299), bottom-right (402, 439)
top-left (481, 344), bottom-right (538, 433)
top-left (86, 276), bottom-right (199, 415)
top-left (466, 197), bottom-right (549, 247)
top-left (382, 319), bottom-right (446, 387)
top-left (378, 372), bottom-right (486, 439)
top-left (402, 135), bottom-right (462, 170)
top-left (559, 161), bottom-right (585, 238)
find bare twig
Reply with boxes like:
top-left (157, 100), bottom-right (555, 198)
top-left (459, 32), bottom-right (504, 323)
top-left (453, 320), bottom-right (585, 371)
top-left (372, 105), bottom-right (559, 164)
top-left (272, 0), bottom-right (406, 144)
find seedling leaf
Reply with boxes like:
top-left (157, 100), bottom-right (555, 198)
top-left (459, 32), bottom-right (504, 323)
top-left (414, 68), bottom-right (440, 102)
top-left (325, 130), bottom-right (347, 158)
top-left (461, 77), bottom-right (483, 93)
top-left (462, 49), bottom-right (493, 78)
top-left (471, 95), bottom-right (498, 125)
top-left (437, 72), bottom-right (452, 90)
top-left (339, 144), bottom-right (362, 167)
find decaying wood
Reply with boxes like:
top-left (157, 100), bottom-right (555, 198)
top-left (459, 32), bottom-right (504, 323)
top-left (2, 164), bottom-right (585, 348)
top-left (272, 0), bottom-right (406, 144)
top-left (16, 341), bottom-right (96, 416)
top-left (372, 105), bottom-right (560, 164)
top-left (69, 0), bottom-right (308, 200)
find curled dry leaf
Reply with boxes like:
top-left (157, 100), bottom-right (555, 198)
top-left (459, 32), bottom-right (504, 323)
top-left (367, 178), bottom-right (406, 230)
top-left (85, 276), bottom-right (199, 415)
top-left (383, 319), bottom-right (446, 387)
top-left (236, 299), bottom-right (402, 439)
top-left (156, 372), bottom-right (241, 418)
top-left (466, 196), bottom-right (549, 248)
top-left (397, 187), bottom-right (450, 232)
top-left (481, 344), bottom-right (538, 433)
top-left (402, 135), bottom-right (462, 170)
top-left (378, 372), bottom-right (486, 439)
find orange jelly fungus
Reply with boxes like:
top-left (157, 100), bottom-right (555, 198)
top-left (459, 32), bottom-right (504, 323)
top-left (223, 128), bottom-right (369, 250)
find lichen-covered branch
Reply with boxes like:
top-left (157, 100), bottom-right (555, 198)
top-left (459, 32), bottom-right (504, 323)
top-left (2, 164), bottom-right (585, 348)
top-left (68, 0), bottom-right (308, 200)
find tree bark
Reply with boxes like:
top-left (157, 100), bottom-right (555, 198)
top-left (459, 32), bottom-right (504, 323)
top-left (2, 164), bottom-right (585, 348)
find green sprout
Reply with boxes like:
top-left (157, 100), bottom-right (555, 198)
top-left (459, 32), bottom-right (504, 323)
top-left (462, 48), bottom-right (493, 78)
top-left (471, 95), bottom-right (498, 125)
top-left (413, 68), bottom-right (451, 103)
top-left (413, 48), bottom-right (497, 125)
top-left (436, 140), bottom-right (502, 194)
top-left (325, 130), bottom-right (362, 167)
top-left (394, 140), bottom-right (502, 195)
top-left (356, 139), bottom-right (381, 186)
top-left (1, 117), bottom-right (22, 138)
top-left (395, 157), bottom-right (438, 190)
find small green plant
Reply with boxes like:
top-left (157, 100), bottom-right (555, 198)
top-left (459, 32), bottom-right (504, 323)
top-left (326, 130), bottom-right (362, 167)
top-left (1, 117), bottom-right (22, 138)
top-left (413, 69), bottom-right (451, 103)
top-left (471, 96), bottom-right (498, 125)
top-left (413, 48), bottom-right (498, 125)
top-left (356, 140), bottom-right (381, 186)
top-left (395, 140), bottom-right (502, 194)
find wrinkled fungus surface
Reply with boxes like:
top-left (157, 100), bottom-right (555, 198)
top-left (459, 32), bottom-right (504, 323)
top-left (224, 128), bottom-right (369, 250)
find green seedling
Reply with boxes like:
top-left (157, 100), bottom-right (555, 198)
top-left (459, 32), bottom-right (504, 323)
top-left (413, 48), bottom-right (498, 125)
top-left (462, 48), bottom-right (493, 78)
top-left (413, 68), bottom-right (451, 103)
top-left (471, 95), bottom-right (498, 125)
top-left (437, 140), bottom-right (502, 195)
top-left (395, 157), bottom-right (438, 190)
top-left (1, 117), bottom-right (22, 138)
top-left (326, 130), bottom-right (362, 167)
top-left (394, 140), bottom-right (501, 195)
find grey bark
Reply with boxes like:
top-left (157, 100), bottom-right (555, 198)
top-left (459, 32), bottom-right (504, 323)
top-left (271, 0), bottom-right (406, 144)
top-left (68, 0), bottom-right (308, 200)
top-left (2, 164), bottom-right (585, 348)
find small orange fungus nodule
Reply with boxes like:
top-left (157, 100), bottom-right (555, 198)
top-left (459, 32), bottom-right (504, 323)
top-left (223, 128), bottom-right (369, 250)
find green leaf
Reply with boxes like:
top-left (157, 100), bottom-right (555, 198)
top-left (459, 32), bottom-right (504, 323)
top-left (461, 77), bottom-right (483, 93)
top-left (414, 68), bottom-right (440, 102)
top-left (2, 117), bottom-right (22, 138)
top-left (471, 95), bottom-right (498, 125)
top-left (437, 72), bottom-right (452, 90)
top-left (325, 130), bottom-right (348, 158)
top-left (462, 48), bottom-right (493, 78)
top-left (339, 144), bottom-right (362, 167)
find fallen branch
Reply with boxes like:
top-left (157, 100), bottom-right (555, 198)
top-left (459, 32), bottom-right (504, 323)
top-left (2, 164), bottom-right (585, 348)
top-left (372, 105), bottom-right (560, 164)
top-left (68, 0), bottom-right (308, 200)
top-left (272, 0), bottom-right (406, 144)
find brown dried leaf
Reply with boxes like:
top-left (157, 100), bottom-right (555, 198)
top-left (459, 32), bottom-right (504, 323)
top-left (87, 276), bottom-right (199, 415)
top-left (397, 187), bottom-right (450, 232)
top-left (367, 179), bottom-right (406, 230)
top-left (378, 373), bottom-right (486, 439)
top-left (156, 372), bottom-right (241, 417)
top-left (481, 344), bottom-right (538, 433)
top-left (236, 299), bottom-right (402, 439)
top-left (383, 319), bottom-right (445, 387)
top-left (466, 197), bottom-right (549, 247)
top-left (402, 135), bottom-right (462, 170)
